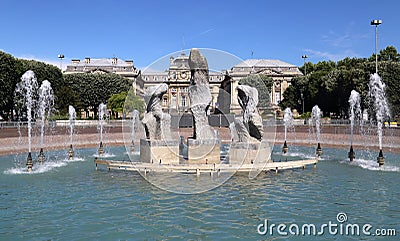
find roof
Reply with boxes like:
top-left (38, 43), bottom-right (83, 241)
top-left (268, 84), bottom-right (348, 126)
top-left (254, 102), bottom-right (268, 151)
top-left (170, 53), bottom-right (190, 69)
top-left (70, 58), bottom-right (132, 67)
top-left (233, 59), bottom-right (297, 68)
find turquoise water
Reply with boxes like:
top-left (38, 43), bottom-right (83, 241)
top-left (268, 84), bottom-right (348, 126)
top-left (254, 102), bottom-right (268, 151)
top-left (1, 145), bottom-right (399, 240)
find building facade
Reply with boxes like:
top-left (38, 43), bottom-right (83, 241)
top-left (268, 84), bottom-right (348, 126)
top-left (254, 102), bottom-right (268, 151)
top-left (136, 53), bottom-right (225, 114)
top-left (64, 57), bottom-right (140, 92)
top-left (64, 55), bottom-right (302, 116)
top-left (223, 59), bottom-right (303, 113)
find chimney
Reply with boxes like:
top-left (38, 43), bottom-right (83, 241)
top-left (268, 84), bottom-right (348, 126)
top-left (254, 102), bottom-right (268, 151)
top-left (84, 57), bottom-right (90, 64)
top-left (112, 57), bottom-right (118, 65)
top-left (125, 60), bottom-right (134, 66)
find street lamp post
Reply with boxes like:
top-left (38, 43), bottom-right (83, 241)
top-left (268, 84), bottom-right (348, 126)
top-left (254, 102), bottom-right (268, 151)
top-left (370, 19), bottom-right (382, 74)
top-left (301, 55), bottom-right (308, 114)
top-left (301, 55), bottom-right (308, 75)
top-left (58, 54), bottom-right (64, 72)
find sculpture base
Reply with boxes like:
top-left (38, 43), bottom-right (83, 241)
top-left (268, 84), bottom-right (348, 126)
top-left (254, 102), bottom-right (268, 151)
top-left (186, 139), bottom-right (220, 164)
top-left (229, 141), bottom-right (271, 165)
top-left (140, 139), bottom-right (179, 164)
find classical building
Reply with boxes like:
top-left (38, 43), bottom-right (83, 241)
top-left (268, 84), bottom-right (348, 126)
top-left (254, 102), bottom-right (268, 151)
top-left (64, 57), bottom-right (140, 91)
top-left (64, 54), bottom-right (302, 116)
top-left (136, 53), bottom-right (225, 114)
top-left (64, 57), bottom-right (140, 118)
top-left (222, 59), bottom-right (303, 113)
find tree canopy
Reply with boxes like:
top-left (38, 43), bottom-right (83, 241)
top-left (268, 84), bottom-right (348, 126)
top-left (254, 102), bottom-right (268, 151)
top-left (0, 51), bottom-right (63, 120)
top-left (108, 91), bottom-right (145, 118)
top-left (63, 73), bottom-right (132, 116)
top-left (280, 46), bottom-right (400, 119)
top-left (238, 74), bottom-right (273, 108)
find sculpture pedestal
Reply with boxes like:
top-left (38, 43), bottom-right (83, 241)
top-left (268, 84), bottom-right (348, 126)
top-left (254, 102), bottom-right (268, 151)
top-left (186, 139), bottom-right (220, 164)
top-left (229, 141), bottom-right (271, 165)
top-left (140, 139), bottom-right (179, 164)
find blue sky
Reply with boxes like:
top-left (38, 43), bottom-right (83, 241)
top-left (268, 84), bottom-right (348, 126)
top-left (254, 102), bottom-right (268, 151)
top-left (1, 0), bottom-right (399, 70)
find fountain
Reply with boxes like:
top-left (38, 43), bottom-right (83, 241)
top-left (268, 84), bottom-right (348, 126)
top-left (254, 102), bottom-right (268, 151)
top-left (282, 107), bottom-right (293, 154)
top-left (98, 103), bottom-right (108, 156)
top-left (348, 90), bottom-right (361, 161)
top-left (130, 110), bottom-right (139, 154)
top-left (15, 70), bottom-right (38, 172)
top-left (68, 105), bottom-right (76, 160)
top-left (37, 80), bottom-right (54, 164)
top-left (369, 73), bottom-right (390, 166)
top-left (311, 105), bottom-right (323, 157)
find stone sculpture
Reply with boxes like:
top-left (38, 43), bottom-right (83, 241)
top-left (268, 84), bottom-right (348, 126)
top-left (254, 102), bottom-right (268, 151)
top-left (234, 84), bottom-right (263, 142)
top-left (188, 48), bottom-right (214, 140)
top-left (142, 83), bottom-right (171, 140)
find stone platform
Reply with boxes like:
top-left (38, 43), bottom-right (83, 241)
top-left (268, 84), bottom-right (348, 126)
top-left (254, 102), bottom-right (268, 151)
top-left (94, 158), bottom-right (318, 175)
top-left (140, 139), bottom-right (179, 164)
top-left (229, 141), bottom-right (271, 165)
top-left (186, 138), bottom-right (220, 164)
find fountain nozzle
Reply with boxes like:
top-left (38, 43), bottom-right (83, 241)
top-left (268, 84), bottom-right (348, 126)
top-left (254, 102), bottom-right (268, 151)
top-left (348, 145), bottom-right (355, 162)
top-left (26, 152), bottom-right (33, 172)
top-left (377, 149), bottom-right (385, 167)
top-left (316, 143), bottom-right (322, 158)
top-left (38, 148), bottom-right (45, 164)
top-left (98, 141), bottom-right (104, 156)
top-left (130, 140), bottom-right (135, 154)
top-left (282, 140), bottom-right (288, 154)
top-left (68, 144), bottom-right (74, 160)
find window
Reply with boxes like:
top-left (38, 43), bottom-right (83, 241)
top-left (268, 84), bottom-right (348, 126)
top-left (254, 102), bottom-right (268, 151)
top-left (181, 96), bottom-right (186, 107)
top-left (163, 98), bottom-right (168, 106)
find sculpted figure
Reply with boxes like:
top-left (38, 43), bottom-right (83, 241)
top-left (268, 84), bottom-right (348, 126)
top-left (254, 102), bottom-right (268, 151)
top-left (142, 83), bottom-right (171, 140)
top-left (188, 48), bottom-right (214, 140)
top-left (234, 84), bottom-right (263, 142)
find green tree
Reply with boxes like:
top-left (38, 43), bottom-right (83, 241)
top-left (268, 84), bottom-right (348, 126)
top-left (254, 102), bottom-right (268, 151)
top-left (0, 51), bottom-right (19, 120)
top-left (379, 46), bottom-right (400, 62)
top-left (16, 59), bottom-right (63, 92)
top-left (64, 73), bottom-right (131, 117)
top-left (55, 86), bottom-right (82, 116)
top-left (108, 91), bottom-right (145, 118)
top-left (379, 61), bottom-right (400, 117)
top-left (238, 74), bottom-right (273, 108)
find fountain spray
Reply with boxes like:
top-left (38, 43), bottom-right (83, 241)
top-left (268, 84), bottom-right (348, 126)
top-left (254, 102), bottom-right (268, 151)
top-left (369, 73), bottom-right (390, 166)
top-left (15, 70), bottom-right (38, 172)
top-left (68, 105), bottom-right (76, 160)
top-left (282, 107), bottom-right (293, 154)
top-left (311, 105), bottom-right (323, 158)
top-left (130, 110), bottom-right (139, 154)
top-left (98, 103), bottom-right (108, 156)
top-left (348, 90), bottom-right (361, 161)
top-left (37, 80), bottom-right (54, 164)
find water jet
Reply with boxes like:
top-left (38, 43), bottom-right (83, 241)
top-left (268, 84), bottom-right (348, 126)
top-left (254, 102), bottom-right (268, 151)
top-left (282, 107), bottom-right (293, 154)
top-left (311, 105), bottom-right (323, 158)
top-left (348, 90), bottom-right (361, 162)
